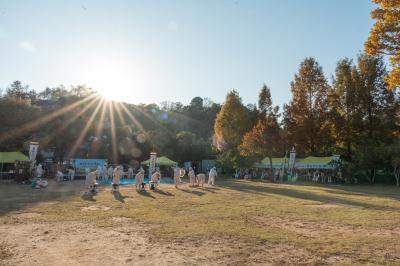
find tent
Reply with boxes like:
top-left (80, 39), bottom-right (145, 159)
top-left (254, 157), bottom-right (287, 169)
top-left (141, 156), bottom-right (177, 167)
top-left (0, 152), bottom-right (29, 179)
top-left (295, 156), bottom-right (338, 169)
top-left (0, 152), bottom-right (29, 163)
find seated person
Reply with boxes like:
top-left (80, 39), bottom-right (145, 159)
top-left (56, 170), bottom-right (64, 182)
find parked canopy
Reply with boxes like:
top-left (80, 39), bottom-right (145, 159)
top-left (254, 157), bottom-right (287, 169)
top-left (141, 156), bottom-right (177, 167)
top-left (0, 152), bottom-right (29, 163)
top-left (296, 156), bottom-right (337, 169)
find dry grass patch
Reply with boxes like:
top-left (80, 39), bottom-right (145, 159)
top-left (0, 179), bottom-right (400, 265)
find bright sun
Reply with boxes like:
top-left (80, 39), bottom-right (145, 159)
top-left (80, 56), bottom-right (143, 102)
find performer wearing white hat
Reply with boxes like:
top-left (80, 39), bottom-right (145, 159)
top-left (196, 173), bottom-right (206, 187)
top-left (208, 167), bottom-right (217, 186)
top-left (135, 169), bottom-right (145, 191)
top-left (172, 166), bottom-right (185, 189)
top-left (86, 169), bottom-right (99, 193)
top-left (102, 164), bottom-right (108, 180)
top-left (150, 170), bottom-right (161, 190)
top-left (56, 170), bottom-right (64, 182)
top-left (36, 164), bottom-right (43, 179)
top-left (128, 167), bottom-right (134, 179)
top-left (107, 166), bottom-right (113, 180)
top-left (97, 165), bottom-right (103, 180)
top-left (188, 167), bottom-right (196, 187)
top-left (112, 165), bottom-right (124, 192)
top-left (68, 168), bottom-right (75, 181)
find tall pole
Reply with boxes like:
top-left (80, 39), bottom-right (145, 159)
top-left (149, 152), bottom-right (157, 179)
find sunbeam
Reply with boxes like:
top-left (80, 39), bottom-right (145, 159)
top-left (67, 98), bottom-right (105, 158)
top-left (108, 101), bottom-right (118, 164)
top-left (39, 96), bottom-right (101, 147)
top-left (113, 101), bottom-right (127, 126)
top-left (94, 97), bottom-right (108, 139)
top-left (119, 102), bottom-right (144, 131)
top-left (0, 93), bottom-right (99, 144)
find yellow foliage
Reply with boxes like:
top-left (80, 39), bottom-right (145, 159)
top-left (365, 0), bottom-right (400, 89)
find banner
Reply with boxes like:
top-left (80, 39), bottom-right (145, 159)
top-left (149, 152), bottom-right (157, 178)
top-left (71, 159), bottom-right (106, 169)
top-left (29, 142), bottom-right (39, 162)
top-left (288, 147), bottom-right (296, 172)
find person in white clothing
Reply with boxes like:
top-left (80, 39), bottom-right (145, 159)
top-left (97, 165), bottom-right (103, 180)
top-left (107, 166), bottom-right (113, 180)
top-left (188, 167), bottom-right (196, 187)
top-left (85, 170), bottom-right (99, 193)
top-left (112, 166), bottom-right (124, 192)
top-left (36, 164), bottom-right (44, 178)
top-left (135, 169), bottom-right (145, 191)
top-left (172, 167), bottom-right (185, 189)
top-left (196, 173), bottom-right (206, 187)
top-left (150, 170), bottom-right (161, 190)
top-left (68, 168), bottom-right (75, 181)
top-left (208, 167), bottom-right (217, 186)
top-left (56, 170), bottom-right (64, 182)
top-left (128, 167), bottom-right (134, 179)
top-left (102, 165), bottom-right (108, 180)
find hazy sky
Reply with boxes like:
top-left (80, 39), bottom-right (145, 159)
top-left (0, 0), bottom-right (375, 107)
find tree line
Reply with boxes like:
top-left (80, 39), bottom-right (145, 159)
top-left (0, 81), bottom-right (220, 167)
top-left (214, 54), bottom-right (399, 185)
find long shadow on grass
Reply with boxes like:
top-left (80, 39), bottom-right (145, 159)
top-left (0, 181), bottom-right (87, 216)
top-left (152, 189), bottom-right (174, 196)
top-left (196, 187), bottom-right (219, 193)
top-left (180, 188), bottom-right (205, 196)
top-left (282, 181), bottom-right (400, 201)
top-left (81, 192), bottom-right (96, 202)
top-left (219, 180), bottom-right (400, 211)
top-left (113, 191), bottom-right (129, 203)
top-left (137, 190), bottom-right (155, 199)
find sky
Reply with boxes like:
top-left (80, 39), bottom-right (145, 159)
top-left (0, 0), bottom-right (376, 107)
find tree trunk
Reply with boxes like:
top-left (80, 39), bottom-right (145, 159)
top-left (269, 156), bottom-right (273, 180)
top-left (366, 169), bottom-right (375, 184)
top-left (371, 168), bottom-right (375, 184)
top-left (394, 167), bottom-right (399, 187)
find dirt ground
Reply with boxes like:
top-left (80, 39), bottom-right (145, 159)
top-left (0, 179), bottom-right (399, 265)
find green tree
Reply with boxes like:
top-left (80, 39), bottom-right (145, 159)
top-left (5, 81), bottom-right (30, 102)
top-left (365, 0), bottom-right (400, 89)
top-left (355, 145), bottom-right (390, 184)
top-left (388, 141), bottom-right (400, 186)
top-left (258, 84), bottom-right (272, 117)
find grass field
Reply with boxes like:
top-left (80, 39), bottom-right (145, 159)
top-left (0, 179), bottom-right (399, 265)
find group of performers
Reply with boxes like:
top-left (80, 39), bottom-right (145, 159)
top-left (85, 164), bottom-right (218, 194)
top-left (187, 166), bottom-right (217, 187)
top-left (93, 165), bottom-right (136, 180)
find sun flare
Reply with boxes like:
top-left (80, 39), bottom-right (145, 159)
top-left (80, 56), bottom-right (144, 102)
